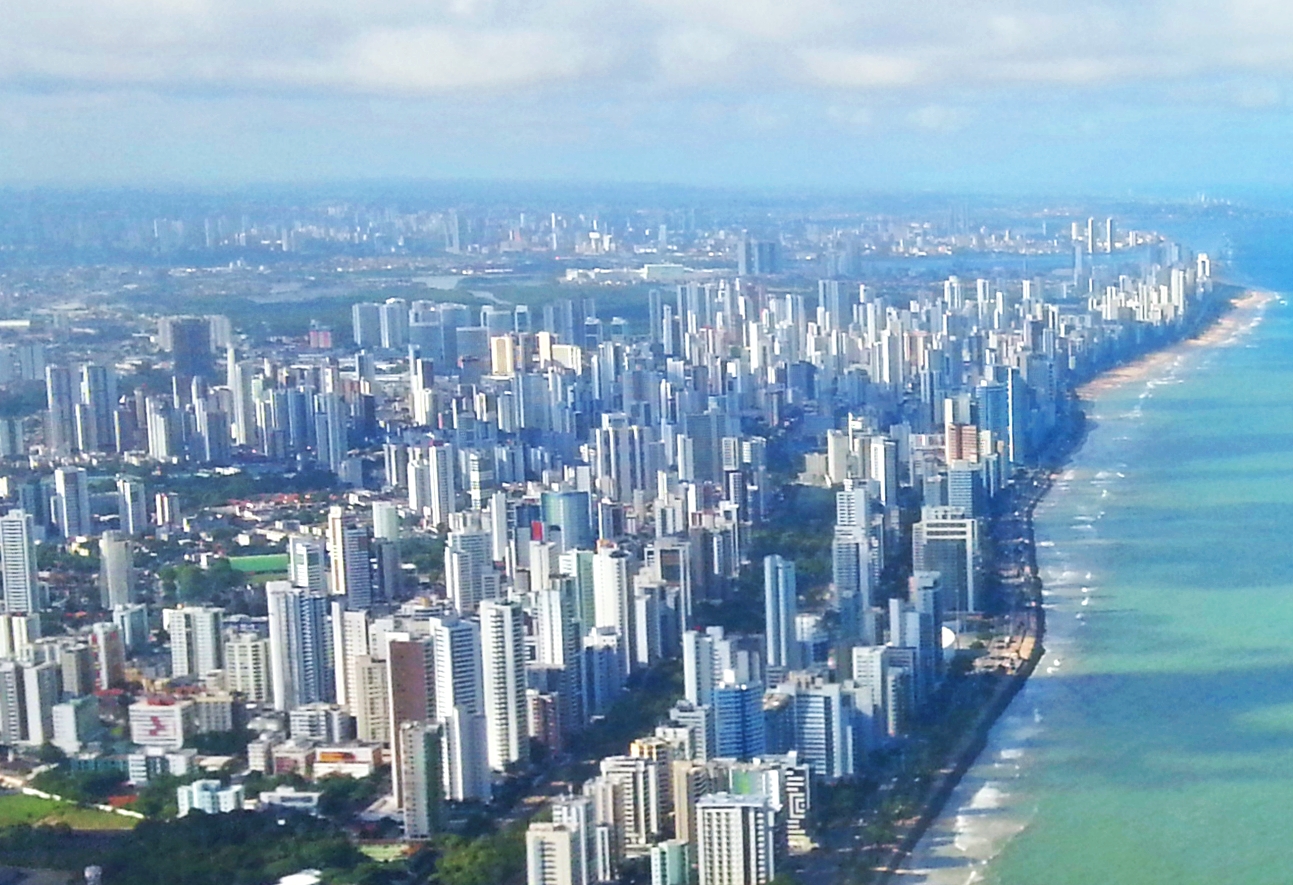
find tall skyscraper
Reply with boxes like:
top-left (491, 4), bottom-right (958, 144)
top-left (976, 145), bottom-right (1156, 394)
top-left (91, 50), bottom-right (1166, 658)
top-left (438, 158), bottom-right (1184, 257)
top-left (78, 363), bottom-right (115, 452)
top-left (54, 466), bottom-right (92, 538)
top-left (225, 633), bottom-right (271, 703)
top-left (409, 357), bottom-right (436, 426)
top-left (763, 555), bottom-right (798, 673)
top-left (161, 316), bottom-right (214, 380)
top-left (712, 682), bottom-right (767, 761)
top-left (228, 353), bottom-right (257, 447)
top-left (98, 531), bottom-right (133, 608)
top-left (387, 635), bottom-right (435, 803)
top-left (441, 705), bottom-right (491, 802)
top-left (0, 510), bottom-right (40, 614)
top-left (399, 721), bottom-right (444, 840)
top-left (541, 489), bottom-right (594, 552)
top-left (527, 822), bottom-right (579, 885)
top-left (164, 606), bottom-right (225, 679)
top-left (480, 599), bottom-right (528, 771)
top-left (0, 660), bottom-right (24, 743)
top-left (145, 395), bottom-right (178, 461)
top-left (313, 392), bottom-right (349, 474)
top-left (44, 365), bottom-right (77, 456)
top-left (429, 615), bottom-right (483, 722)
top-left (265, 581), bottom-right (331, 711)
top-left (352, 303), bottom-right (382, 349)
top-left (592, 547), bottom-right (632, 675)
top-left (287, 534), bottom-right (327, 592)
top-left (696, 793), bottom-right (778, 885)
top-left (372, 501), bottom-right (400, 542)
top-left (445, 517), bottom-right (494, 614)
top-left (832, 483), bottom-right (873, 646)
top-left (117, 478), bottom-right (148, 535)
top-left (90, 622), bottom-right (126, 689)
top-left (327, 506), bottom-right (372, 610)
top-left (911, 506), bottom-right (979, 613)
top-left (332, 604), bottom-right (370, 712)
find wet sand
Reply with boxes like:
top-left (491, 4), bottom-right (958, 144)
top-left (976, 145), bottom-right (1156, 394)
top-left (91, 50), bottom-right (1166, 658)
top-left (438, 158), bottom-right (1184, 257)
top-left (1078, 289), bottom-right (1277, 398)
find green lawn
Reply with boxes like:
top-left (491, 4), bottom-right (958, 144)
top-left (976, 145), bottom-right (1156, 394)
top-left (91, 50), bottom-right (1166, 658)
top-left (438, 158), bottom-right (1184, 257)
top-left (228, 554), bottom-right (290, 574)
top-left (0, 793), bottom-right (137, 831)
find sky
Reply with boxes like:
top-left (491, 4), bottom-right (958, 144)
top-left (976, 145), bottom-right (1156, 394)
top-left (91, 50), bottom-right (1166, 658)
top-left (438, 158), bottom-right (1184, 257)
top-left (7, 0), bottom-right (1293, 194)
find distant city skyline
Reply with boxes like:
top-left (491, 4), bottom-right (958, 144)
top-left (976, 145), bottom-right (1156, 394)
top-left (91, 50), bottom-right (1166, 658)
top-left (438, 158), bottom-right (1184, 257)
top-left (7, 1), bottom-right (1293, 194)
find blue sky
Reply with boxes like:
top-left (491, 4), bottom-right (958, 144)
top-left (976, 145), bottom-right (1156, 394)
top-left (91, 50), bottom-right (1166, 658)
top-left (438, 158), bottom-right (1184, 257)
top-left (5, 0), bottom-right (1293, 195)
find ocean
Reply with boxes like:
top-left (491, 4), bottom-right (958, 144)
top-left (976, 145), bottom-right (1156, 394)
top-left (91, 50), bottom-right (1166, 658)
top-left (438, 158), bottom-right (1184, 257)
top-left (899, 220), bottom-right (1293, 883)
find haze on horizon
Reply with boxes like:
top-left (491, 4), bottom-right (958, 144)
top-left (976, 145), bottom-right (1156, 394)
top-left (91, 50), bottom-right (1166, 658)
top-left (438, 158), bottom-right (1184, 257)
top-left (5, 0), bottom-right (1293, 196)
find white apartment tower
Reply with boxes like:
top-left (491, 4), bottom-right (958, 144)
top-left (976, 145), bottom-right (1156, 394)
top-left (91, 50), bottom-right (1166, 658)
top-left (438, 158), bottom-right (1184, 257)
top-left (480, 599), bottom-right (528, 771)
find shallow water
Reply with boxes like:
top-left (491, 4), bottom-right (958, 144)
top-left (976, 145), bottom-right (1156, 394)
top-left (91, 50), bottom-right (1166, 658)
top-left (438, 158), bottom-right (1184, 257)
top-left (899, 287), bottom-right (1293, 883)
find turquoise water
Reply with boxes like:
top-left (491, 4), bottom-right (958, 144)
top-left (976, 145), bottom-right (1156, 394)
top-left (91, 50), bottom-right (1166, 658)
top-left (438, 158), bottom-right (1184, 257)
top-left (902, 275), bottom-right (1293, 881)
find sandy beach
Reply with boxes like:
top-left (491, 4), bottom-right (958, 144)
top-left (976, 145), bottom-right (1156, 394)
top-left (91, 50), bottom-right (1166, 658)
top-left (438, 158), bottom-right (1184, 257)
top-left (1077, 289), bottom-right (1278, 398)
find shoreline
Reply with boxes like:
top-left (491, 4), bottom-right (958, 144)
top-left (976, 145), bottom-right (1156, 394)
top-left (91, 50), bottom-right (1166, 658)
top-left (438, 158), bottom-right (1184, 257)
top-left (1076, 288), bottom-right (1277, 398)
top-left (872, 285), bottom-right (1275, 883)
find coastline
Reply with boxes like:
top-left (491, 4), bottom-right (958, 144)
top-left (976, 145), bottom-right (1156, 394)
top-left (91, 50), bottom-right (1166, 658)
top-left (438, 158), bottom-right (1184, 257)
top-left (1077, 288), bottom-right (1276, 398)
top-left (872, 285), bottom-right (1275, 883)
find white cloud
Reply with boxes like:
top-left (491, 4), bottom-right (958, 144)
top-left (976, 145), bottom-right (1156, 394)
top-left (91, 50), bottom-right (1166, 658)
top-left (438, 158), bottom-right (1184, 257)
top-left (6, 0), bottom-right (1293, 100)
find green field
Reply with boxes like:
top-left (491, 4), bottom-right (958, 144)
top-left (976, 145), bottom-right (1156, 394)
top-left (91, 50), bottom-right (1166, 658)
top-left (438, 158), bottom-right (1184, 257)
top-left (0, 793), bottom-right (137, 830)
top-left (228, 554), bottom-right (290, 574)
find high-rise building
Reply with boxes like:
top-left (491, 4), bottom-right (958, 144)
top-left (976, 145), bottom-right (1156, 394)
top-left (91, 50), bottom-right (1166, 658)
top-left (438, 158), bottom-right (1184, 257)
top-left (54, 466), bottom-right (92, 538)
top-left (696, 793), bottom-right (778, 885)
top-left (0, 660), bottom-right (25, 743)
top-left (144, 396), bottom-right (178, 462)
top-left (163, 606), bottom-right (225, 679)
top-left (550, 795), bottom-right (596, 885)
top-left (287, 534), bottom-right (327, 592)
top-left (313, 392), bottom-right (349, 474)
top-left (832, 483), bottom-right (873, 645)
top-left (99, 531), bottom-right (133, 608)
top-left (352, 655), bottom-right (390, 744)
top-left (228, 353), bottom-right (257, 447)
top-left (763, 555), bottom-right (797, 673)
top-left (399, 721), bottom-right (444, 839)
top-left (441, 704), bottom-right (491, 802)
top-left (78, 363), bottom-right (115, 452)
top-left (592, 547), bottom-right (632, 675)
top-left (117, 478), bottom-right (148, 535)
top-left (90, 622), bottom-right (126, 689)
top-left (372, 537), bottom-right (401, 605)
top-left (649, 840), bottom-right (690, 885)
top-left (22, 661), bottom-right (60, 746)
top-left (265, 581), bottom-right (332, 711)
top-left (409, 357), bottom-right (436, 426)
top-left (0, 510), bottom-right (40, 614)
top-left (327, 506), bottom-right (372, 610)
top-left (332, 604), bottom-right (370, 713)
top-left (428, 615), bottom-right (483, 721)
top-left (445, 518), bottom-right (494, 614)
top-left (372, 501), bottom-right (400, 542)
top-left (352, 303), bottom-right (382, 349)
top-left (45, 365), bottom-right (78, 456)
top-left (527, 822), bottom-right (579, 885)
top-left (225, 633), bottom-right (272, 703)
top-left (541, 490), bottom-right (594, 552)
top-left (387, 635), bottom-right (435, 803)
top-left (912, 506), bottom-right (979, 613)
top-left (598, 754), bottom-right (665, 851)
top-left (112, 603), bottom-right (149, 652)
top-left (712, 682), bottom-right (766, 761)
top-left (161, 316), bottom-right (214, 380)
top-left (480, 599), bottom-right (528, 771)
top-left (782, 681), bottom-right (856, 781)
top-left (380, 298), bottom-right (410, 350)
